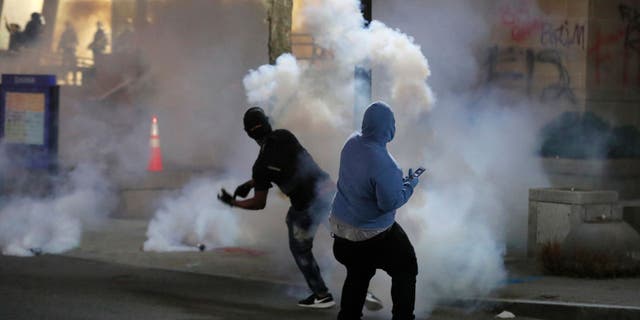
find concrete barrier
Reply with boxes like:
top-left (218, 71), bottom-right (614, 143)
top-left (528, 188), bottom-right (619, 257)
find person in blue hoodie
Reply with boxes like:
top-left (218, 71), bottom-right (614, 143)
top-left (330, 101), bottom-right (420, 320)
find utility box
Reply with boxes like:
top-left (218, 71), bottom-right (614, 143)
top-left (527, 188), bottom-right (620, 257)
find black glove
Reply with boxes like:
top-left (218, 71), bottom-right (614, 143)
top-left (234, 181), bottom-right (253, 198)
top-left (217, 188), bottom-right (234, 207)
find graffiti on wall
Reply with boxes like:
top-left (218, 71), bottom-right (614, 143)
top-left (620, 4), bottom-right (640, 52)
top-left (540, 21), bottom-right (586, 50)
top-left (488, 1), bottom-right (586, 104)
top-left (489, 1), bottom-right (640, 106)
top-left (499, 0), bottom-right (543, 43)
top-left (485, 45), bottom-right (577, 105)
top-left (499, 0), bottom-right (585, 50)
top-left (589, 4), bottom-right (640, 87)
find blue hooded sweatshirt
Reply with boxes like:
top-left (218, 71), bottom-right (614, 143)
top-left (331, 102), bottom-right (414, 229)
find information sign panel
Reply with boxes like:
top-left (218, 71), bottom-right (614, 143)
top-left (0, 74), bottom-right (59, 170)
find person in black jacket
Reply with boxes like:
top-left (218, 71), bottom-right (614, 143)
top-left (22, 12), bottom-right (43, 48)
top-left (88, 21), bottom-right (108, 64)
top-left (218, 107), bottom-right (336, 309)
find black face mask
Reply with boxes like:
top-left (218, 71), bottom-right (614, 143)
top-left (243, 107), bottom-right (272, 141)
top-left (245, 123), bottom-right (272, 140)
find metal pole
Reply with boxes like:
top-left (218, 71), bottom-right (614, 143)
top-left (353, 0), bottom-right (372, 130)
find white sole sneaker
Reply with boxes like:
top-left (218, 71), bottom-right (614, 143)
top-left (364, 292), bottom-right (384, 311)
top-left (297, 300), bottom-right (336, 309)
top-left (297, 294), bottom-right (336, 309)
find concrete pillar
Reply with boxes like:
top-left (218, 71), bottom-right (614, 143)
top-left (41, 0), bottom-right (59, 52)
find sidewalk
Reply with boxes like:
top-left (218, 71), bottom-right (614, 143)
top-left (459, 257), bottom-right (640, 320)
top-left (64, 218), bottom-right (640, 319)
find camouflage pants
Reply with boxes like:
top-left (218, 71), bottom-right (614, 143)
top-left (285, 191), bottom-right (333, 295)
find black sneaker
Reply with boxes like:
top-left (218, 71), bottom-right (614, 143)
top-left (297, 293), bottom-right (336, 309)
top-left (364, 292), bottom-right (383, 311)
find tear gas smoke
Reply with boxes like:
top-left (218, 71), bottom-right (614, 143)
top-left (401, 99), bottom-right (549, 313)
top-left (243, 53), bottom-right (301, 112)
top-left (241, 0), bottom-right (550, 316)
top-left (143, 178), bottom-right (239, 252)
top-left (242, 0), bottom-right (435, 174)
top-left (136, 1), bottom-right (302, 261)
top-left (0, 163), bottom-right (114, 257)
top-left (132, 0), bottom-right (268, 169)
top-left (59, 101), bottom-right (149, 179)
top-left (0, 1), bottom-right (551, 315)
top-left (302, 0), bottom-right (435, 116)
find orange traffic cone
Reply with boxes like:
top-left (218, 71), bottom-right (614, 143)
top-left (147, 116), bottom-right (163, 172)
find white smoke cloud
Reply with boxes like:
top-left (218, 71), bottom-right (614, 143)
top-left (0, 163), bottom-right (114, 257)
top-left (30, 2), bottom-right (550, 317)
top-left (302, 0), bottom-right (435, 116)
top-left (143, 178), bottom-right (240, 252)
top-left (0, 1), bottom-right (548, 316)
top-left (412, 188), bottom-right (506, 300)
top-left (243, 53), bottom-right (301, 109)
top-left (396, 99), bottom-right (550, 313)
top-left (241, 0), bottom-right (436, 174)
top-left (376, 0), bottom-right (551, 313)
top-left (238, 0), bottom-right (551, 316)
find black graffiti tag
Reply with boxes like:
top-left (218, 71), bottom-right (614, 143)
top-left (485, 46), bottom-right (577, 105)
top-left (529, 49), bottom-right (577, 104)
top-left (540, 21), bottom-right (585, 50)
top-left (619, 4), bottom-right (640, 53)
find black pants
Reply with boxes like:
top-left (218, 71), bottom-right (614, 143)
top-left (333, 223), bottom-right (418, 320)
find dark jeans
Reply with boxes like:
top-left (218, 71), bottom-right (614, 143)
top-left (333, 223), bottom-right (418, 320)
top-left (286, 190), bottom-right (333, 296)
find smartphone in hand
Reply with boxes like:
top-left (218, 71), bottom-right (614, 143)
top-left (413, 167), bottom-right (426, 178)
top-left (404, 167), bottom-right (426, 182)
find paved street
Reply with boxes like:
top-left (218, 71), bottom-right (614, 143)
top-left (3, 219), bottom-right (639, 319)
top-left (0, 254), bottom-right (532, 320)
top-left (0, 254), bottom-right (337, 320)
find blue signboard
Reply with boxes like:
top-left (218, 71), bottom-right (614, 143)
top-left (0, 74), bottom-right (59, 171)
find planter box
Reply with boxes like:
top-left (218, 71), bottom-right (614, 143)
top-left (528, 188), bottom-right (620, 257)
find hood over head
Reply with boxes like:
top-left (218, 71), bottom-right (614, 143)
top-left (361, 101), bottom-right (395, 144)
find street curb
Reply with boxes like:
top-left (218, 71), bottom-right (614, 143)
top-left (447, 298), bottom-right (640, 320)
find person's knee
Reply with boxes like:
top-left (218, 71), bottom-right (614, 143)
top-left (293, 253), bottom-right (313, 268)
top-left (289, 238), bottom-right (313, 255)
top-left (388, 259), bottom-right (418, 279)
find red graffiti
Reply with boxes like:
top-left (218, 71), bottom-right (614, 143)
top-left (500, 0), bottom-right (543, 43)
top-left (588, 4), bottom-right (640, 87)
top-left (511, 20), bottom-right (544, 42)
top-left (588, 28), bottom-right (626, 84)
